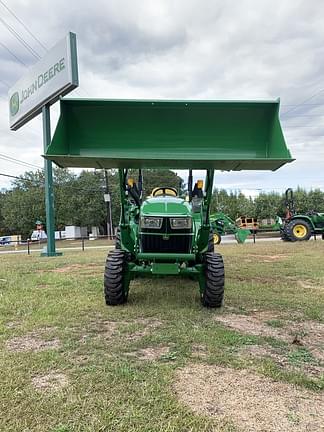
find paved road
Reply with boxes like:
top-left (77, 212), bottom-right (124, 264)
top-left (0, 235), bottom-right (319, 255)
top-left (220, 235), bottom-right (281, 244)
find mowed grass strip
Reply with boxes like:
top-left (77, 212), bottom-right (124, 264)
top-left (0, 241), bottom-right (323, 431)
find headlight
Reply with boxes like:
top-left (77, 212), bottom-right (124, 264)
top-left (140, 216), bottom-right (163, 229)
top-left (170, 217), bottom-right (192, 229)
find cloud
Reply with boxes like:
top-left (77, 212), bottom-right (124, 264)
top-left (0, 0), bottom-right (324, 192)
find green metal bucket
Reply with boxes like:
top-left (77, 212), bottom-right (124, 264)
top-left (45, 98), bottom-right (293, 170)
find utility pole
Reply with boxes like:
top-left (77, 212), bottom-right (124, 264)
top-left (104, 169), bottom-right (113, 239)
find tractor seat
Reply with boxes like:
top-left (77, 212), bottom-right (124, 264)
top-left (151, 187), bottom-right (178, 197)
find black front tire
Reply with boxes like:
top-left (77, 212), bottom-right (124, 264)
top-left (201, 252), bottom-right (225, 308)
top-left (280, 225), bottom-right (291, 242)
top-left (115, 227), bottom-right (121, 249)
top-left (208, 230), bottom-right (215, 252)
top-left (104, 249), bottom-right (128, 305)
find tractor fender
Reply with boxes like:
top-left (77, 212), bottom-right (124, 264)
top-left (290, 215), bottom-right (316, 230)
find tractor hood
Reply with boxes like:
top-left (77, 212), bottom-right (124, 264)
top-left (141, 196), bottom-right (191, 216)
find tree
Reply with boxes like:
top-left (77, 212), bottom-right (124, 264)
top-left (0, 168), bottom-right (183, 238)
top-left (0, 190), bottom-right (6, 236)
top-left (1, 171), bottom-right (45, 238)
top-left (211, 189), bottom-right (255, 220)
top-left (254, 192), bottom-right (282, 219)
top-left (2, 168), bottom-right (323, 239)
top-left (307, 189), bottom-right (324, 213)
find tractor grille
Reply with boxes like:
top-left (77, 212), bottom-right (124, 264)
top-left (141, 234), bottom-right (191, 253)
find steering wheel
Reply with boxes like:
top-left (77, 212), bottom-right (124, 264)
top-left (152, 187), bottom-right (177, 197)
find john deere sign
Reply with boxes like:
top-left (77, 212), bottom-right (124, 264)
top-left (10, 92), bottom-right (19, 116)
top-left (8, 32), bottom-right (78, 130)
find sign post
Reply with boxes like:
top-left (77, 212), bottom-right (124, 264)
top-left (42, 104), bottom-right (57, 256)
top-left (8, 32), bottom-right (79, 256)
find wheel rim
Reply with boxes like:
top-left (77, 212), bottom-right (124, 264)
top-left (214, 234), bottom-right (220, 244)
top-left (293, 224), bottom-right (307, 238)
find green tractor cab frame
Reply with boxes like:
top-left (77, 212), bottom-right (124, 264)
top-left (45, 98), bottom-right (293, 307)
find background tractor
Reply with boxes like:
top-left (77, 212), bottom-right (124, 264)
top-left (45, 98), bottom-right (293, 307)
top-left (210, 212), bottom-right (250, 244)
top-left (281, 188), bottom-right (324, 241)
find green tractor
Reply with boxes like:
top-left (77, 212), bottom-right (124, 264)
top-left (281, 188), bottom-right (324, 241)
top-left (45, 98), bottom-right (293, 307)
top-left (110, 169), bottom-right (224, 307)
top-left (210, 212), bottom-right (250, 244)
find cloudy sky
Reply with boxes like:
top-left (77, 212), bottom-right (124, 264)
top-left (1, 0), bottom-right (324, 196)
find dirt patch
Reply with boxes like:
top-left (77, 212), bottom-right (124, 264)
top-left (231, 275), bottom-right (280, 284)
top-left (127, 345), bottom-right (170, 361)
top-left (174, 364), bottom-right (324, 432)
top-left (124, 318), bottom-right (162, 341)
top-left (248, 254), bottom-right (289, 261)
top-left (214, 312), bottom-right (288, 340)
top-left (297, 280), bottom-right (323, 290)
top-left (240, 345), bottom-right (324, 378)
top-left (6, 332), bottom-right (60, 353)
top-left (39, 263), bottom-right (103, 274)
top-left (71, 354), bottom-right (90, 365)
top-left (92, 317), bottom-right (162, 342)
top-left (241, 344), bottom-right (276, 359)
top-left (32, 371), bottom-right (68, 392)
top-left (5, 321), bottom-right (21, 329)
top-left (191, 344), bottom-right (208, 359)
top-left (89, 320), bottom-right (120, 339)
top-left (214, 312), bottom-right (324, 363)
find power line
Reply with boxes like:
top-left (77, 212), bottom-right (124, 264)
top-left (0, 172), bottom-right (19, 179)
top-left (0, 0), bottom-right (47, 52)
top-left (0, 15), bottom-right (90, 99)
top-left (0, 40), bottom-right (27, 66)
top-left (0, 78), bottom-right (10, 88)
top-left (284, 125), bottom-right (324, 128)
top-left (0, 16), bottom-right (40, 60)
top-left (283, 114), bottom-right (324, 118)
top-left (0, 153), bottom-right (43, 170)
top-left (281, 88), bottom-right (324, 116)
top-left (281, 103), bottom-right (324, 107)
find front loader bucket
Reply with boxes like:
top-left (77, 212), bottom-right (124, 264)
top-left (45, 98), bottom-right (293, 170)
top-left (235, 229), bottom-right (250, 244)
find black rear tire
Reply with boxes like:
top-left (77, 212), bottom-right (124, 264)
top-left (285, 219), bottom-right (312, 242)
top-left (201, 252), bottom-right (225, 308)
top-left (104, 249), bottom-right (127, 305)
top-left (280, 225), bottom-right (291, 242)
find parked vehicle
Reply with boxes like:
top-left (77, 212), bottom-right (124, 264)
top-left (0, 236), bottom-right (11, 246)
top-left (281, 189), bottom-right (324, 241)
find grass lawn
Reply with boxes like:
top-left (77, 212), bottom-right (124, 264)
top-left (0, 241), bottom-right (323, 431)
